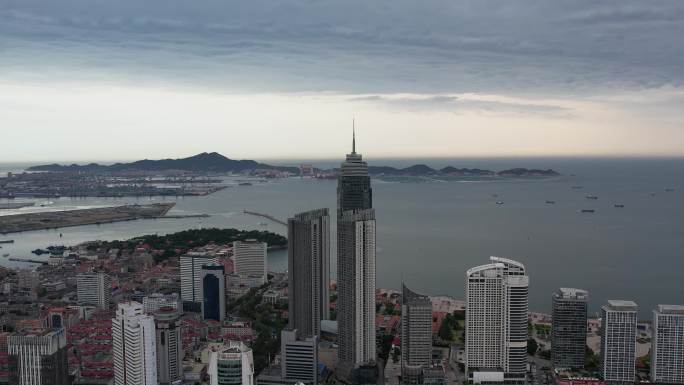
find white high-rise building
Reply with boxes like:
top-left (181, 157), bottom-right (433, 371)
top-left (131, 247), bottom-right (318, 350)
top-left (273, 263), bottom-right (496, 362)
top-left (233, 240), bottom-right (267, 283)
top-left (76, 272), bottom-right (112, 309)
top-left (466, 257), bottom-right (528, 385)
top-left (651, 305), bottom-right (684, 384)
top-left (208, 340), bottom-right (255, 385)
top-left (180, 252), bottom-right (219, 305)
top-left (337, 209), bottom-right (377, 378)
top-left (281, 328), bottom-right (319, 385)
top-left (600, 300), bottom-right (637, 384)
top-left (288, 208), bottom-right (330, 338)
top-left (112, 301), bottom-right (158, 385)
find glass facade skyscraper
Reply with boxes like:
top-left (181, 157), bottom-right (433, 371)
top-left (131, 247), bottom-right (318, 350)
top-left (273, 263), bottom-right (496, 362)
top-left (551, 288), bottom-right (588, 369)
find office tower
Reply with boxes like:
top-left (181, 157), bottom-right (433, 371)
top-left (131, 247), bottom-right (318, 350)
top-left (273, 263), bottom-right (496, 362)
top-left (7, 328), bottom-right (69, 385)
top-left (180, 252), bottom-right (219, 309)
top-left (281, 329), bottom-right (319, 385)
top-left (233, 240), bottom-right (267, 283)
top-left (207, 341), bottom-right (255, 385)
top-left (551, 288), bottom-right (588, 369)
top-left (155, 307), bottom-right (183, 385)
top-left (76, 272), bottom-right (111, 309)
top-left (112, 301), bottom-right (158, 385)
top-left (337, 127), bottom-right (372, 214)
top-left (465, 257), bottom-right (528, 385)
top-left (401, 284), bottom-right (433, 385)
top-left (143, 292), bottom-right (182, 314)
top-left (600, 300), bottom-right (637, 384)
top-left (201, 264), bottom-right (226, 322)
top-left (337, 130), bottom-right (377, 383)
top-left (651, 305), bottom-right (684, 384)
top-left (288, 208), bottom-right (330, 338)
top-left (337, 209), bottom-right (377, 379)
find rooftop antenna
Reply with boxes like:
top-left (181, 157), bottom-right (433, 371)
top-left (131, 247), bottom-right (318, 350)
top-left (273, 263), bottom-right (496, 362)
top-left (352, 118), bottom-right (356, 154)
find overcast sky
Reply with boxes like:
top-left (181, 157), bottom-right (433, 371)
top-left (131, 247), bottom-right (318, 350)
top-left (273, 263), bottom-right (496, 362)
top-left (1, 0), bottom-right (684, 162)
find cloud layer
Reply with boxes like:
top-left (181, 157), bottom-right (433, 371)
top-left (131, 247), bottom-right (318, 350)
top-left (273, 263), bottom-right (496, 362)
top-left (2, 0), bottom-right (683, 94)
top-left (1, 0), bottom-right (684, 160)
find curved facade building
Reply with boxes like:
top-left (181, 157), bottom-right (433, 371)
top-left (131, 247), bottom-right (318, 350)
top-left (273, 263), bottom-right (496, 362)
top-left (465, 257), bottom-right (528, 385)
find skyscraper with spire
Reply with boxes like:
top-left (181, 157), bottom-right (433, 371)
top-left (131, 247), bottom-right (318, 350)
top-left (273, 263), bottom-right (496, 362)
top-left (337, 123), bottom-right (377, 383)
top-left (337, 122), bottom-right (372, 214)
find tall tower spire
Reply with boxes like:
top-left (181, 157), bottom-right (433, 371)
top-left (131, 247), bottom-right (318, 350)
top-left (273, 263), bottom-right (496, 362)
top-left (352, 118), bottom-right (356, 154)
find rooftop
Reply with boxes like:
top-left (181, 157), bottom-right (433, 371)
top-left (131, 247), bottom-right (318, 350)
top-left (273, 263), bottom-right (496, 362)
top-left (556, 288), bottom-right (589, 300)
top-left (605, 300), bottom-right (638, 311)
top-left (657, 304), bottom-right (684, 314)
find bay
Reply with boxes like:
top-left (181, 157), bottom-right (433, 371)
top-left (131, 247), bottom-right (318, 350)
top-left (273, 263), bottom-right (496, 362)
top-left (1, 157), bottom-right (683, 318)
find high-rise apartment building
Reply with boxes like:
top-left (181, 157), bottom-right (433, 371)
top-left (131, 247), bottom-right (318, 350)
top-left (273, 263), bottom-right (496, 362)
top-left (600, 300), bottom-right (637, 384)
top-left (201, 264), bottom-right (226, 322)
top-left (465, 257), bottom-right (528, 385)
top-left (76, 272), bottom-right (111, 309)
top-left (180, 252), bottom-right (219, 309)
top-left (551, 288), bottom-right (588, 369)
top-left (7, 328), bottom-right (70, 385)
top-left (337, 209), bottom-right (377, 378)
top-left (337, 131), bottom-right (377, 383)
top-left (233, 240), bottom-right (267, 284)
top-left (401, 284), bottom-right (433, 385)
top-left (287, 208), bottom-right (330, 338)
top-left (281, 328), bottom-right (319, 385)
top-left (651, 304), bottom-right (684, 384)
top-left (207, 341), bottom-right (255, 385)
top-left (154, 307), bottom-right (183, 385)
top-left (112, 301), bottom-right (158, 385)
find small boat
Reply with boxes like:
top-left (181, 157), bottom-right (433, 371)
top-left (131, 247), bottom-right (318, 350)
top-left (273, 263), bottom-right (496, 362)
top-left (238, 182), bottom-right (253, 186)
top-left (614, 204), bottom-right (625, 208)
top-left (545, 200), bottom-right (556, 204)
top-left (2, 253), bottom-right (9, 258)
top-left (581, 209), bottom-right (595, 213)
top-left (586, 195), bottom-right (598, 200)
top-left (571, 186), bottom-right (583, 189)
top-left (496, 201), bottom-right (504, 205)
top-left (492, 194), bottom-right (499, 198)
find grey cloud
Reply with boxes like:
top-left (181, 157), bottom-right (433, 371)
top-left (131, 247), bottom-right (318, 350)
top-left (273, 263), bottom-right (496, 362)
top-left (0, 0), bottom-right (683, 95)
top-left (347, 95), bottom-right (573, 117)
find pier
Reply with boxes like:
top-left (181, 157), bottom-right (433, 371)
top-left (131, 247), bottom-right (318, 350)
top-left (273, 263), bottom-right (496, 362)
top-left (243, 210), bottom-right (287, 226)
top-left (8, 257), bottom-right (47, 265)
top-left (0, 203), bottom-right (176, 234)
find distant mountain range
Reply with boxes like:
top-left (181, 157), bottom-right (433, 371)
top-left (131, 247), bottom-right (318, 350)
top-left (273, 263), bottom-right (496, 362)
top-left (27, 152), bottom-right (560, 177)
top-left (27, 152), bottom-right (299, 173)
top-left (367, 165), bottom-right (559, 177)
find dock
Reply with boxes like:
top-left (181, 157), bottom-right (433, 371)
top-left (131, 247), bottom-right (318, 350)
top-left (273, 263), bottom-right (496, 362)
top-left (243, 210), bottom-right (287, 226)
top-left (0, 202), bottom-right (35, 210)
top-left (8, 257), bottom-right (48, 265)
top-left (0, 240), bottom-right (14, 244)
top-left (0, 203), bottom-right (176, 234)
